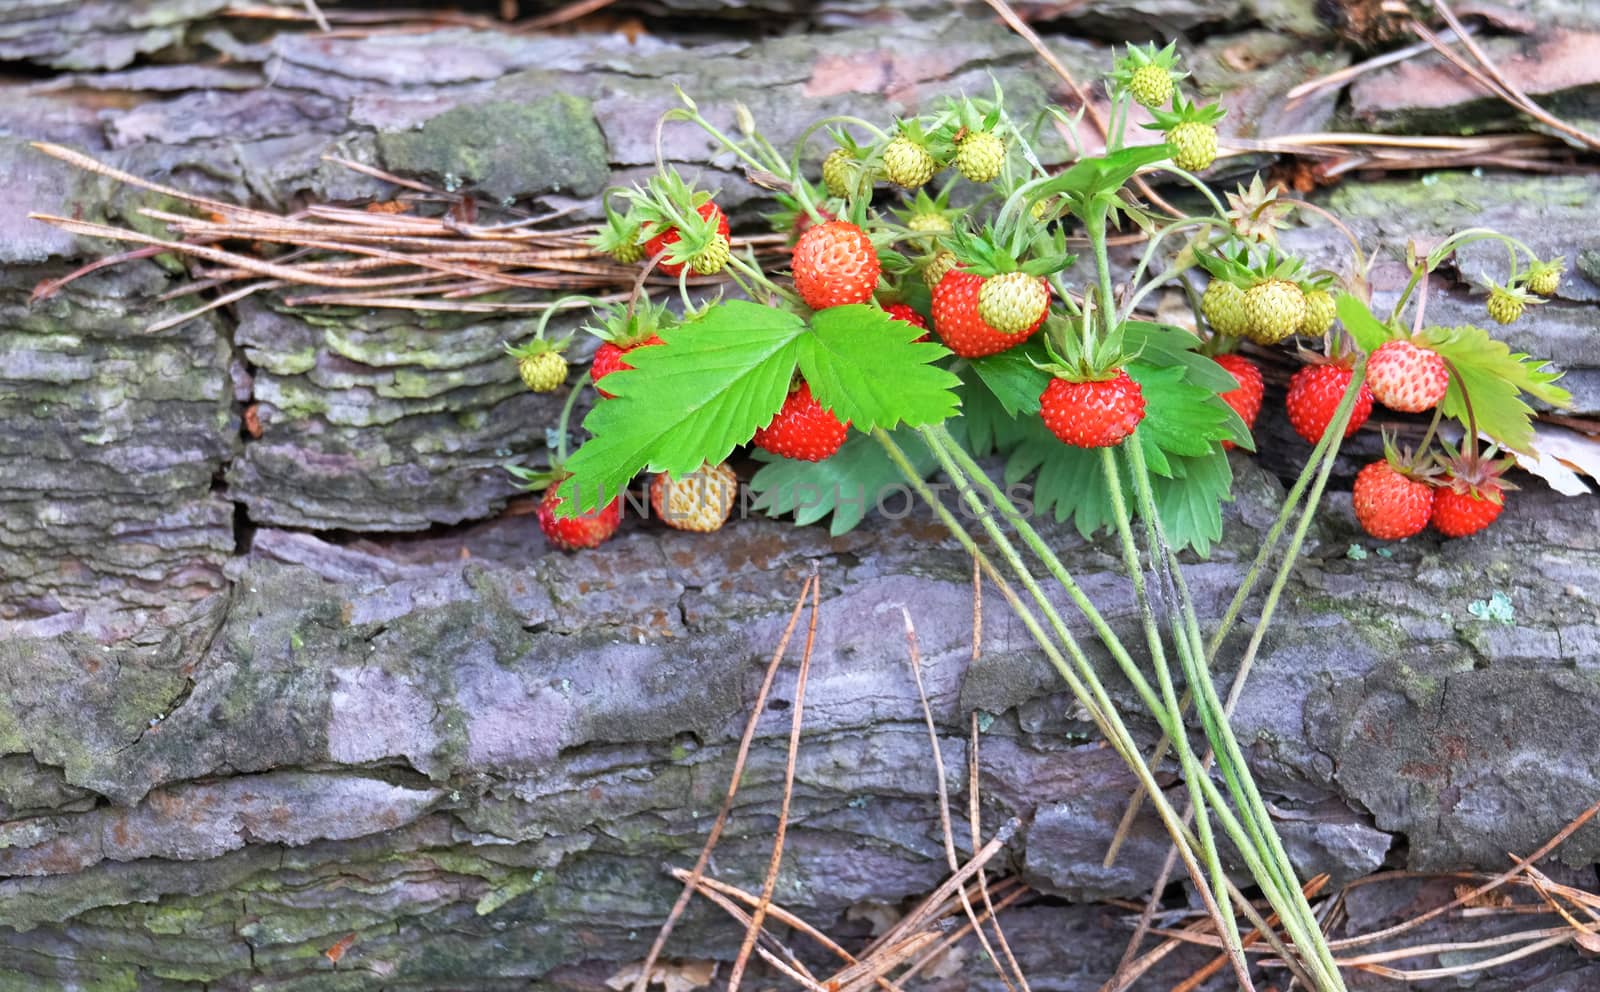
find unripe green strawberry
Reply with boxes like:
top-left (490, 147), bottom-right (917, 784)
top-left (1168, 121), bottom-right (1217, 172)
top-left (1486, 286), bottom-right (1524, 324)
top-left (689, 234), bottom-right (731, 275)
top-left (907, 211), bottom-right (949, 234)
top-left (610, 239), bottom-right (644, 265)
top-left (821, 147), bottom-right (857, 198)
top-left (1352, 461), bottom-right (1434, 541)
top-left (1129, 64), bottom-right (1174, 109)
top-left (955, 130), bottom-right (1006, 183)
top-left (650, 461), bottom-right (739, 533)
top-left (1367, 339), bottom-right (1448, 413)
top-left (1526, 259), bottom-right (1563, 297)
top-left (518, 351), bottom-right (568, 393)
top-left (933, 270), bottom-right (1046, 358)
top-left (922, 249), bottom-right (959, 289)
top-left (1201, 280), bottom-right (1248, 337)
top-left (1301, 289), bottom-right (1336, 336)
top-left (1040, 371), bottom-right (1146, 449)
top-left (1243, 278), bottom-right (1307, 344)
top-left (882, 135), bottom-right (938, 189)
top-left (977, 272), bottom-right (1050, 335)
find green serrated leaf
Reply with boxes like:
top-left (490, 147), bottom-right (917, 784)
top-left (1420, 323), bottom-right (1570, 453)
top-left (748, 428), bottom-right (934, 535)
top-left (969, 340), bottom-right (1050, 417)
top-left (557, 300), bottom-right (805, 512)
top-left (1127, 362), bottom-right (1235, 458)
top-left (1336, 293), bottom-right (1398, 353)
top-left (956, 373), bottom-right (1034, 457)
top-left (1002, 418), bottom-right (1123, 537)
top-left (798, 304), bottom-right (961, 432)
top-left (1122, 321), bottom-right (1240, 396)
top-left (996, 417), bottom-right (1232, 553)
top-left (1043, 145), bottom-right (1173, 202)
top-left (1148, 448), bottom-right (1232, 556)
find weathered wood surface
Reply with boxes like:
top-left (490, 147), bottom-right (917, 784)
top-left (0, 4), bottom-right (1598, 990)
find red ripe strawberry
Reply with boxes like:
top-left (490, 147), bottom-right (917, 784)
top-left (886, 302), bottom-right (930, 343)
top-left (590, 335), bottom-right (664, 399)
top-left (1367, 339), bottom-right (1449, 413)
top-left (645, 202), bottom-right (730, 277)
top-left (792, 220), bottom-right (880, 310)
top-left (1040, 371), bottom-right (1145, 449)
top-left (752, 382), bottom-right (850, 461)
top-left (931, 269), bottom-right (1046, 358)
top-left (1286, 363), bottom-right (1374, 445)
top-left (1352, 461), bottom-right (1433, 540)
top-left (536, 483), bottom-right (623, 551)
top-left (1432, 485), bottom-right (1503, 537)
top-left (1213, 354), bottom-right (1263, 451)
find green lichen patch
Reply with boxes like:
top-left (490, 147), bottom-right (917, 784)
top-left (377, 96), bottom-right (610, 203)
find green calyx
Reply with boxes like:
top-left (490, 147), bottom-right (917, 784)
top-left (504, 335), bottom-right (572, 360)
top-left (1111, 42), bottom-right (1184, 109)
top-left (1433, 438), bottom-right (1516, 501)
top-left (946, 217), bottom-right (1074, 280)
top-left (592, 189), bottom-right (645, 263)
top-left (1143, 91), bottom-right (1227, 132)
top-left (627, 168), bottom-right (724, 265)
top-left (584, 299), bottom-right (675, 348)
top-left (893, 187), bottom-right (957, 237)
top-left (1035, 315), bottom-right (1132, 381)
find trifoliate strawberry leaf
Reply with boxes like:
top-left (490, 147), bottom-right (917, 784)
top-left (1127, 359), bottom-right (1246, 459)
top-left (749, 427), bottom-right (935, 535)
top-left (957, 372), bottom-right (1034, 456)
top-left (797, 304), bottom-right (961, 431)
top-left (996, 416), bottom-right (1230, 554)
top-left (1148, 449), bottom-right (1232, 557)
top-left (969, 340), bottom-right (1050, 417)
top-left (1003, 418), bottom-right (1123, 536)
top-left (556, 300), bottom-right (805, 512)
top-left (1419, 323), bottom-right (1570, 454)
top-left (1336, 293), bottom-right (1399, 353)
top-left (1122, 321), bottom-right (1241, 396)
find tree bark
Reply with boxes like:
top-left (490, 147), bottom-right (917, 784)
top-left (0, 5), bottom-right (1597, 991)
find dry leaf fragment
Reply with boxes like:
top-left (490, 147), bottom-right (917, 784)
top-left (606, 959), bottom-right (717, 992)
top-left (324, 932), bottom-right (357, 963)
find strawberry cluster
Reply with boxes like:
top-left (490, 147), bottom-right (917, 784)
top-left (509, 43), bottom-right (1568, 558)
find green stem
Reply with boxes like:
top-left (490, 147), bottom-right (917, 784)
top-left (921, 424), bottom-right (1164, 725)
top-left (1124, 438), bottom-right (1349, 991)
top-left (1120, 219), bottom-right (1221, 325)
top-left (537, 295), bottom-right (607, 340)
top-left (1108, 92), bottom-right (1128, 152)
top-left (1099, 447), bottom-right (1245, 971)
top-left (882, 428), bottom-right (1259, 990)
top-left (552, 375), bottom-right (587, 465)
top-left (1084, 199), bottom-right (1119, 341)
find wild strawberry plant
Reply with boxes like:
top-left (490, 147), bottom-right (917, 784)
top-left (515, 46), bottom-right (1571, 990)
